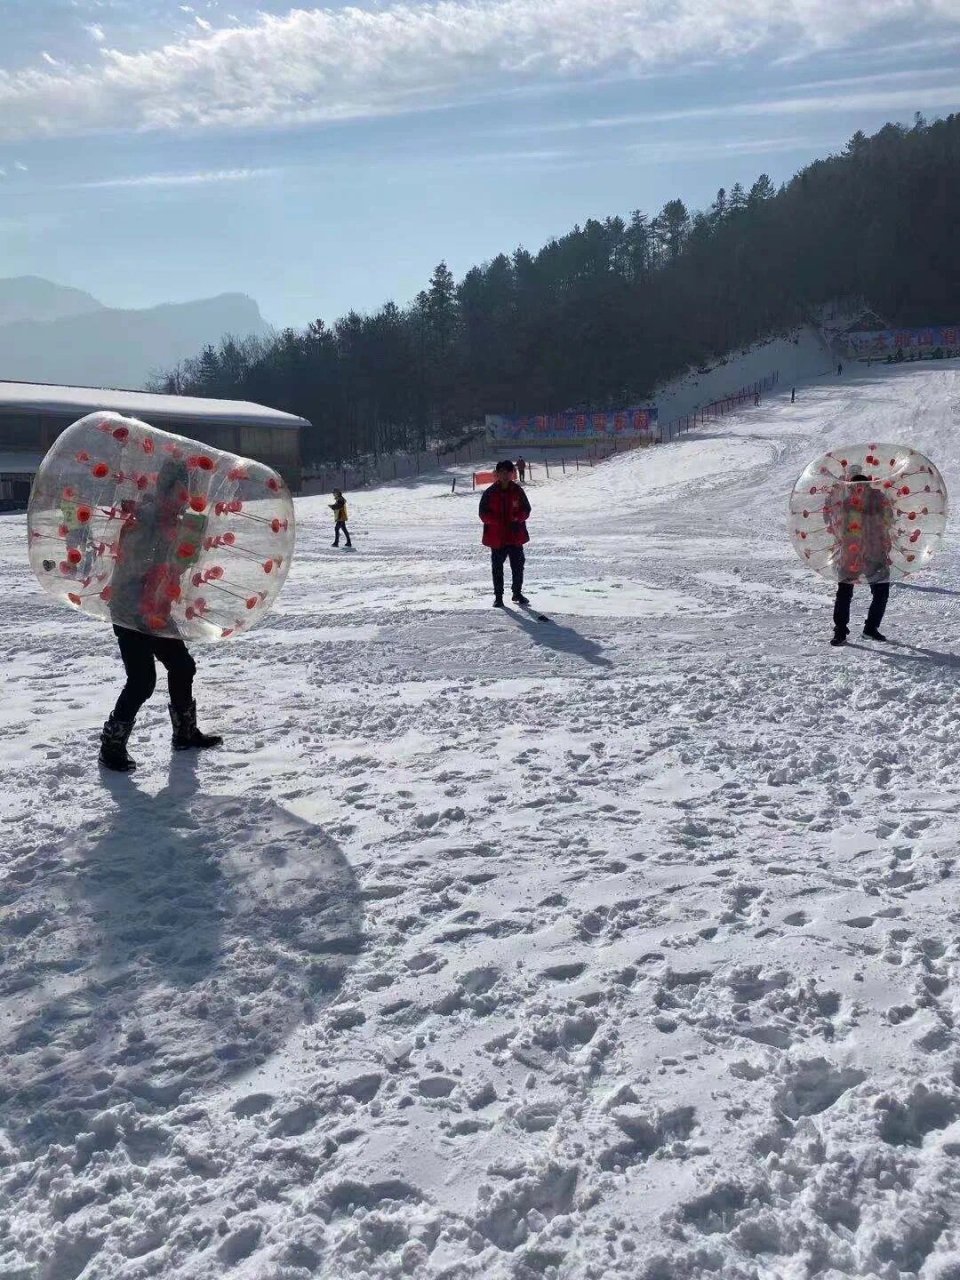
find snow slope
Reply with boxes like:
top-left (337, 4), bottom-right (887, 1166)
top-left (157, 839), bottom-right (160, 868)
top-left (3, 361), bottom-right (960, 1279)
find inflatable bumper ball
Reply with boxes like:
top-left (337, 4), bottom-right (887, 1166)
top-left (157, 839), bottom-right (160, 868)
top-left (28, 411), bottom-right (296, 640)
top-left (789, 443), bottom-right (947, 584)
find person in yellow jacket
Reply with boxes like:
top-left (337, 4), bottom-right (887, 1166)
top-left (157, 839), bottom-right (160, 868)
top-left (330, 489), bottom-right (352, 548)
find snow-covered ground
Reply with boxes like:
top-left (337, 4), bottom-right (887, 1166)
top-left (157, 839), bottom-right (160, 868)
top-left (4, 360), bottom-right (960, 1280)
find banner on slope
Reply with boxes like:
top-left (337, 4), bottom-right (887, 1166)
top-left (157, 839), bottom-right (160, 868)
top-left (845, 326), bottom-right (960, 358)
top-left (485, 404), bottom-right (658, 446)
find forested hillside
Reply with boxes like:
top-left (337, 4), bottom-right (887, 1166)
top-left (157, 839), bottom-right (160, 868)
top-left (153, 114), bottom-right (960, 462)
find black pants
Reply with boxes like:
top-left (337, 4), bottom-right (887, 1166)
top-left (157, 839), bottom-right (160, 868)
top-left (833, 582), bottom-right (889, 637)
top-left (491, 546), bottom-right (525, 599)
top-left (334, 520), bottom-right (351, 546)
top-left (112, 625), bottom-right (196, 721)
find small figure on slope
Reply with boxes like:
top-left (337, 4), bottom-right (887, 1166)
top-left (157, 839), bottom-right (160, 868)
top-left (100, 459), bottom-right (223, 771)
top-left (479, 459), bottom-right (531, 608)
top-left (330, 489), bottom-right (352, 549)
top-left (517, 456), bottom-right (527, 483)
top-left (830, 472), bottom-right (892, 647)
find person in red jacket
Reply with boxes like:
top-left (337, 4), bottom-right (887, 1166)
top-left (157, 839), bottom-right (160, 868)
top-left (479, 459), bottom-right (531, 607)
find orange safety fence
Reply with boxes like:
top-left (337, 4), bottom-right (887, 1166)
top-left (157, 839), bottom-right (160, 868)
top-left (473, 471), bottom-right (497, 488)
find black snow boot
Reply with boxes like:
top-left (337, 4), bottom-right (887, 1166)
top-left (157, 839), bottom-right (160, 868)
top-left (493, 596), bottom-right (505, 608)
top-left (170, 701), bottom-right (223, 751)
top-left (863, 628), bottom-right (888, 642)
top-left (512, 592), bottom-right (530, 605)
top-left (99, 716), bottom-right (137, 772)
top-left (830, 632), bottom-right (847, 647)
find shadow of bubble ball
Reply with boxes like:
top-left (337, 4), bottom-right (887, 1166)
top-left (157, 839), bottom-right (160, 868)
top-left (0, 757), bottom-right (362, 1150)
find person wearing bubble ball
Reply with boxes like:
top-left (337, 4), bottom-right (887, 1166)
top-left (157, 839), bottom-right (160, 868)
top-left (831, 472), bottom-right (893, 647)
top-left (99, 458), bottom-right (223, 772)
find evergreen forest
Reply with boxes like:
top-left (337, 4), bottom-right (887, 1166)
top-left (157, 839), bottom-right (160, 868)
top-left (151, 114), bottom-right (960, 463)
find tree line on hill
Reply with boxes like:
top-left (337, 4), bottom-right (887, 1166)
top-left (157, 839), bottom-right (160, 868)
top-left (150, 114), bottom-right (960, 463)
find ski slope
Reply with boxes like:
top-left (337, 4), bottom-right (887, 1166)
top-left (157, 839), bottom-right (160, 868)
top-left (3, 360), bottom-right (960, 1279)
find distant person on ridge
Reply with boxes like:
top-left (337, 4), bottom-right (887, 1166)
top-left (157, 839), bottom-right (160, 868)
top-left (517, 456), bottom-right (527, 483)
top-left (791, 387), bottom-right (796, 403)
top-left (330, 489), bottom-right (352, 549)
top-left (837, 361), bottom-right (843, 376)
top-left (479, 460), bottom-right (531, 608)
top-left (830, 473), bottom-right (893, 647)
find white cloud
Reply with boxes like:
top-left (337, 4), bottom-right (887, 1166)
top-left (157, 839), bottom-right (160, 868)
top-left (69, 167), bottom-right (277, 188)
top-left (14, 161), bottom-right (28, 171)
top-left (86, 24), bottom-right (107, 44)
top-left (615, 135), bottom-right (839, 167)
top-left (40, 52), bottom-right (61, 67)
top-left (0, 0), bottom-right (959, 141)
top-left (505, 82), bottom-right (960, 134)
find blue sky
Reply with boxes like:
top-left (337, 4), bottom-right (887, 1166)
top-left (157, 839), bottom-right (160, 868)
top-left (1, 0), bottom-right (960, 330)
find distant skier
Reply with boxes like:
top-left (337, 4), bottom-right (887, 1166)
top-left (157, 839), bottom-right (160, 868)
top-left (830, 473), bottom-right (893, 647)
top-left (330, 489), bottom-right (352, 548)
top-left (479, 460), bottom-right (531, 607)
top-left (99, 458), bottom-right (223, 772)
top-left (517, 456), bottom-right (527, 483)
top-left (791, 387), bottom-right (796, 404)
top-left (837, 361), bottom-right (843, 376)
top-left (754, 390), bottom-right (761, 407)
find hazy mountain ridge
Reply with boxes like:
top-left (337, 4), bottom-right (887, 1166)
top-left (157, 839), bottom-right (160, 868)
top-left (0, 278), bottom-right (272, 390)
top-left (0, 277), bottom-right (103, 326)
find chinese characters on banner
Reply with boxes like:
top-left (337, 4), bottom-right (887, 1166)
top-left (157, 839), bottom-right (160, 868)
top-left (486, 404), bottom-right (658, 444)
top-left (846, 326), bottom-right (960, 357)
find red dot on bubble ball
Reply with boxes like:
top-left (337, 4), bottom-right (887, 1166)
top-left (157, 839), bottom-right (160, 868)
top-left (263, 559), bottom-right (274, 573)
top-left (100, 587), bottom-right (111, 602)
top-left (266, 477), bottom-right (280, 492)
top-left (177, 541), bottom-right (197, 558)
top-left (112, 427), bottom-right (129, 442)
top-left (223, 532), bottom-right (236, 545)
top-left (76, 505), bottom-right (92, 523)
top-left (92, 462), bottom-right (110, 478)
top-left (67, 548), bottom-right (82, 565)
top-left (246, 596), bottom-right (258, 609)
top-left (68, 592), bottom-right (81, 605)
top-left (189, 495), bottom-right (207, 513)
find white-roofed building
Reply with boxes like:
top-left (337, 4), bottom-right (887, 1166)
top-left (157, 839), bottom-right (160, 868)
top-left (0, 380), bottom-right (309, 508)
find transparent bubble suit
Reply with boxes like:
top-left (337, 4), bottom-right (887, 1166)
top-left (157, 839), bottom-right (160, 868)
top-left (789, 442), bottom-right (947, 584)
top-left (28, 412), bottom-right (296, 640)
